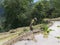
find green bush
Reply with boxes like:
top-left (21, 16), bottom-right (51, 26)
top-left (40, 24), bottom-right (52, 34)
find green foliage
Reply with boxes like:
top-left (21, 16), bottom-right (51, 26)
top-left (55, 36), bottom-right (60, 39)
top-left (31, 2), bottom-right (45, 23)
top-left (49, 0), bottom-right (60, 18)
top-left (23, 28), bottom-right (29, 32)
top-left (2, 0), bottom-right (33, 31)
top-left (40, 24), bottom-right (48, 31)
top-left (0, 0), bottom-right (60, 32)
top-left (40, 24), bottom-right (52, 34)
top-left (57, 25), bottom-right (60, 27)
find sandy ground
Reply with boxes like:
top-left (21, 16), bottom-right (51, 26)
top-left (14, 21), bottom-right (60, 45)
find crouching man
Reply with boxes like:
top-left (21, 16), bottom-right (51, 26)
top-left (30, 17), bottom-right (37, 31)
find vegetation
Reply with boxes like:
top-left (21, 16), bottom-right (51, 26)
top-left (40, 24), bottom-right (52, 34)
top-left (0, 0), bottom-right (60, 45)
top-left (55, 36), bottom-right (60, 39)
top-left (57, 25), bottom-right (60, 27)
top-left (0, 0), bottom-right (60, 32)
top-left (0, 24), bottom-right (40, 41)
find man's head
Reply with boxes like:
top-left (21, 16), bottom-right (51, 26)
top-left (34, 17), bottom-right (37, 21)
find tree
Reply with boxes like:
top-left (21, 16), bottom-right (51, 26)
top-left (52, 0), bottom-right (60, 17)
top-left (3, 0), bottom-right (33, 31)
top-left (45, 0), bottom-right (60, 18)
top-left (31, 2), bottom-right (44, 23)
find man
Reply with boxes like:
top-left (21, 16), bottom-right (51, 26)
top-left (30, 17), bottom-right (37, 31)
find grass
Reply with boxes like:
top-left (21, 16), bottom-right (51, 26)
top-left (0, 23), bottom-right (52, 44)
top-left (0, 28), bottom-right (23, 42)
top-left (39, 24), bottom-right (52, 38)
top-left (55, 36), bottom-right (60, 39)
top-left (0, 24), bottom-right (41, 42)
top-left (57, 25), bottom-right (60, 27)
top-left (0, 29), bottom-right (24, 45)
